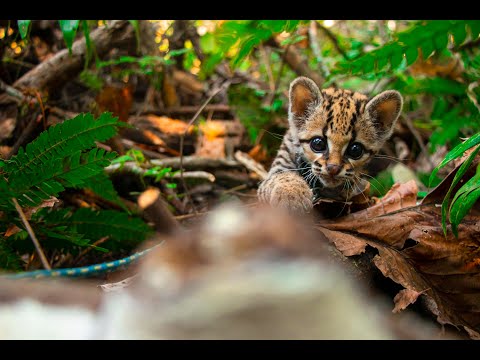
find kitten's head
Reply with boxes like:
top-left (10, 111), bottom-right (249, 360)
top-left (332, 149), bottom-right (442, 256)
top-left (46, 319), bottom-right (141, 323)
top-left (288, 76), bottom-right (403, 189)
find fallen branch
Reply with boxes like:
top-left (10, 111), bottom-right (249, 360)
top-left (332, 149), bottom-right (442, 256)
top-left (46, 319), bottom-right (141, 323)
top-left (171, 171), bottom-right (215, 182)
top-left (105, 160), bottom-right (223, 177)
top-left (152, 156), bottom-right (241, 170)
top-left (14, 20), bottom-right (135, 93)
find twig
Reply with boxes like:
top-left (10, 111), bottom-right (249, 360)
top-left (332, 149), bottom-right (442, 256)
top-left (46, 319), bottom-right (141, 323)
top-left (171, 171), bottom-right (215, 182)
top-left (106, 157), bottom-right (241, 176)
top-left (222, 184), bottom-right (248, 195)
top-left (72, 236), bottom-right (110, 266)
top-left (174, 211), bottom-right (209, 221)
top-left (12, 197), bottom-right (51, 270)
top-left (2, 57), bottom-right (35, 69)
top-left (179, 80), bottom-right (231, 213)
top-left (0, 78), bottom-right (26, 102)
top-left (316, 21), bottom-right (348, 60)
top-left (234, 150), bottom-right (268, 181)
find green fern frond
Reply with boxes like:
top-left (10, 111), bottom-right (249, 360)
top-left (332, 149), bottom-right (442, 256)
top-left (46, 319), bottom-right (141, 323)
top-left (36, 208), bottom-right (151, 246)
top-left (8, 148), bottom-right (117, 208)
top-left (337, 20), bottom-right (480, 75)
top-left (0, 177), bottom-right (16, 210)
top-left (83, 172), bottom-right (127, 210)
top-left (0, 238), bottom-right (22, 271)
top-left (4, 112), bottom-right (121, 176)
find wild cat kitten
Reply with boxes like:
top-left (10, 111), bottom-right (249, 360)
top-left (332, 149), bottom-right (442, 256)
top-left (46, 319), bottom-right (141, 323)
top-left (258, 76), bottom-right (403, 213)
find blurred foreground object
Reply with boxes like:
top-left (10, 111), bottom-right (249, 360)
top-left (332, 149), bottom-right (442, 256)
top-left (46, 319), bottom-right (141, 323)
top-left (0, 203), bottom-right (440, 339)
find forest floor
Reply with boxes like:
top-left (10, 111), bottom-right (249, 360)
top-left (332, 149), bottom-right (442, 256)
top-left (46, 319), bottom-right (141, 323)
top-left (0, 20), bottom-right (479, 340)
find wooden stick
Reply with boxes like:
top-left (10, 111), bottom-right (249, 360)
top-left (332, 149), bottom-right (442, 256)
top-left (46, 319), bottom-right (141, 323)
top-left (151, 156), bottom-right (241, 170)
top-left (0, 79), bottom-right (26, 102)
top-left (12, 197), bottom-right (51, 270)
top-left (171, 171), bottom-right (215, 182)
top-left (234, 150), bottom-right (268, 181)
top-left (138, 187), bottom-right (181, 235)
top-left (105, 161), bottom-right (218, 180)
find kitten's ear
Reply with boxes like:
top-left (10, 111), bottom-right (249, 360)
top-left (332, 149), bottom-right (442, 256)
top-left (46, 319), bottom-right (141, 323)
top-left (289, 77), bottom-right (321, 128)
top-left (365, 90), bottom-right (403, 138)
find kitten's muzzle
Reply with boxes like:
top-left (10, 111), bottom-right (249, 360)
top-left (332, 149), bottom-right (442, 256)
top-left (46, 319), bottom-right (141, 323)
top-left (326, 164), bottom-right (342, 176)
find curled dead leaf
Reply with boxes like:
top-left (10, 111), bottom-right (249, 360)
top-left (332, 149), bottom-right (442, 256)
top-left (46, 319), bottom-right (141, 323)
top-left (317, 174), bottom-right (480, 337)
top-left (393, 289), bottom-right (423, 313)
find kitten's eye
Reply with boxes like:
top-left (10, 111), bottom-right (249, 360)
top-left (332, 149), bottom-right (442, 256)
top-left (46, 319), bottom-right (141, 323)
top-left (347, 143), bottom-right (364, 159)
top-left (310, 137), bottom-right (327, 153)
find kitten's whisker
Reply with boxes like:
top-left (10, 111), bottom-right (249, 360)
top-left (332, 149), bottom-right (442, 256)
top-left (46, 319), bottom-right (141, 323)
top-left (351, 175), bottom-right (371, 204)
top-left (338, 179), bottom-right (351, 216)
top-left (263, 130), bottom-right (285, 140)
top-left (356, 171), bottom-right (386, 194)
top-left (373, 154), bottom-right (407, 165)
top-left (307, 170), bottom-right (317, 188)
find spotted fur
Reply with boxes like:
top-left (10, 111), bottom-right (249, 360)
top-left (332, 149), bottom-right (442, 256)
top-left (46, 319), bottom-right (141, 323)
top-left (258, 76), bottom-right (403, 213)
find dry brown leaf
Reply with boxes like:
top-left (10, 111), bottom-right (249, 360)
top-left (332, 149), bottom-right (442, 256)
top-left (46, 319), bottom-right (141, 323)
top-left (96, 85), bottom-right (133, 122)
top-left (409, 50), bottom-right (464, 80)
top-left (139, 115), bottom-right (193, 135)
top-left (393, 288), bottom-right (423, 313)
top-left (317, 168), bottom-right (480, 337)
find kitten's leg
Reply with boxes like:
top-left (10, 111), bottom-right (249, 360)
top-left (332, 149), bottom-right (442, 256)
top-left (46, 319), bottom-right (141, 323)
top-left (257, 135), bottom-right (313, 212)
top-left (258, 171), bottom-right (313, 213)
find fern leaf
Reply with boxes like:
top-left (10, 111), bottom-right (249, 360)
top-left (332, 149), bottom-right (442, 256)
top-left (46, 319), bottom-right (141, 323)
top-left (8, 148), bottom-right (117, 208)
top-left (70, 208), bottom-right (151, 244)
top-left (83, 172), bottom-right (126, 210)
top-left (0, 177), bottom-right (16, 210)
top-left (5, 112), bottom-right (121, 176)
top-left (59, 148), bottom-right (117, 187)
top-left (37, 208), bottom-right (151, 246)
top-left (337, 20), bottom-right (478, 75)
top-left (0, 238), bottom-right (22, 271)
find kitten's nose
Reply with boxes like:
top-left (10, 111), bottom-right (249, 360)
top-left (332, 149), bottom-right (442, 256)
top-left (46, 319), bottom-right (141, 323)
top-left (326, 164), bottom-right (342, 176)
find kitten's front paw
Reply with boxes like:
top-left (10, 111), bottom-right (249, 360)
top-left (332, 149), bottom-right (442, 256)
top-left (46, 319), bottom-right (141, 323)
top-left (258, 173), bottom-right (313, 213)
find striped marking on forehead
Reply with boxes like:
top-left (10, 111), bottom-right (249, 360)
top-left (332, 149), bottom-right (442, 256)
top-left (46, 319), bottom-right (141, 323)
top-left (319, 88), bottom-right (368, 136)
